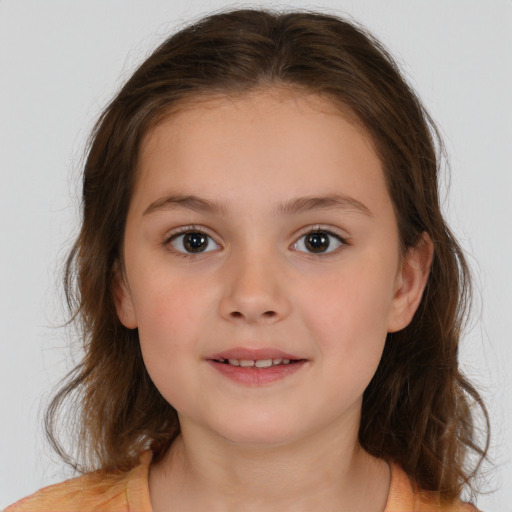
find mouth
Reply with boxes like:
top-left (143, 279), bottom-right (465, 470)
top-left (212, 357), bottom-right (303, 368)
top-left (207, 347), bottom-right (306, 367)
top-left (207, 348), bottom-right (307, 385)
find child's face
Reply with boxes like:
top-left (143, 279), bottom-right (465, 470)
top-left (116, 89), bottom-right (428, 448)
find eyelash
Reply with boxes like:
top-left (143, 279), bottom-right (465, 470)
top-left (292, 226), bottom-right (347, 255)
top-left (163, 225), bottom-right (347, 257)
top-left (163, 225), bottom-right (220, 258)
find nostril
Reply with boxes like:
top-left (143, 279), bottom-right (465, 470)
top-left (229, 310), bottom-right (277, 319)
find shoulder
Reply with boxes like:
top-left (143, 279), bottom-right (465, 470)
top-left (385, 462), bottom-right (482, 512)
top-left (416, 493), bottom-right (481, 512)
top-left (5, 451), bottom-right (153, 512)
top-left (5, 472), bottom-right (127, 512)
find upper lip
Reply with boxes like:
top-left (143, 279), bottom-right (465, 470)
top-left (208, 347), bottom-right (304, 361)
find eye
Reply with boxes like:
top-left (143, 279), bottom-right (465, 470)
top-left (293, 230), bottom-right (345, 254)
top-left (169, 231), bottom-right (220, 254)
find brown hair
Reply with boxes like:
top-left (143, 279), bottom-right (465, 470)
top-left (45, 8), bottom-right (489, 503)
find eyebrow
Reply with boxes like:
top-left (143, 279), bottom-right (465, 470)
top-left (143, 194), bottom-right (229, 216)
top-left (143, 193), bottom-right (372, 217)
top-left (277, 194), bottom-right (372, 217)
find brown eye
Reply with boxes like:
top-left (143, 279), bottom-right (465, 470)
top-left (170, 231), bottom-right (219, 254)
top-left (305, 232), bottom-right (329, 252)
top-left (293, 231), bottom-right (344, 254)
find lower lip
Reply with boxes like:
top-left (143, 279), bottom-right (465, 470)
top-left (207, 360), bottom-right (307, 386)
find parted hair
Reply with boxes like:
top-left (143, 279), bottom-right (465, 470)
top-left (45, 8), bottom-right (489, 504)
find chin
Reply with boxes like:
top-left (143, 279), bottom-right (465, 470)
top-left (210, 413), bottom-right (306, 448)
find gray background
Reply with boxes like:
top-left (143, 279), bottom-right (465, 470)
top-left (1, 0), bottom-right (510, 509)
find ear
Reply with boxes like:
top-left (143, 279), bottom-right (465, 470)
top-left (387, 233), bottom-right (434, 333)
top-left (112, 261), bottom-right (138, 329)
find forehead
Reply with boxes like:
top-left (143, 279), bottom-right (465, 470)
top-left (139, 87), bottom-right (371, 168)
top-left (134, 88), bottom-right (390, 216)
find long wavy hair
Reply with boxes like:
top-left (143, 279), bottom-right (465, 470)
top-left (45, 8), bottom-right (489, 504)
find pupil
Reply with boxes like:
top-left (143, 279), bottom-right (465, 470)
top-left (184, 233), bottom-right (207, 252)
top-left (306, 232), bottom-right (329, 253)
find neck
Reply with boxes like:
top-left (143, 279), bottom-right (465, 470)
top-left (148, 417), bottom-right (390, 512)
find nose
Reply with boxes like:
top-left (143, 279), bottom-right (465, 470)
top-left (218, 249), bottom-right (292, 324)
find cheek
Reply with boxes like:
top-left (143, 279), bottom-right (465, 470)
top-left (297, 257), bottom-right (396, 368)
top-left (131, 273), bottom-right (217, 391)
top-left (134, 266), bottom-right (216, 334)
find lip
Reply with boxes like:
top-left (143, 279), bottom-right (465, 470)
top-left (208, 347), bottom-right (302, 361)
top-left (206, 346), bottom-right (308, 386)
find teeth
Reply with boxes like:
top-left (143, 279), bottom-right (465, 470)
top-left (219, 358), bottom-right (294, 368)
top-left (255, 359), bottom-right (273, 368)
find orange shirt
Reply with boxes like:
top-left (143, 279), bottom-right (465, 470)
top-left (6, 451), bottom-right (480, 511)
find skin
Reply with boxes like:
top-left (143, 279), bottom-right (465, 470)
top-left (115, 88), bottom-right (433, 512)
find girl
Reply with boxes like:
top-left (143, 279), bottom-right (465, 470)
top-left (6, 8), bottom-right (489, 512)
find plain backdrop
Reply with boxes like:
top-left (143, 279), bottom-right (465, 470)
top-left (0, 0), bottom-right (510, 509)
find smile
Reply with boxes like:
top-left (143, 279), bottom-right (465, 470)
top-left (207, 348), bottom-right (307, 386)
top-left (215, 358), bottom-right (292, 368)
